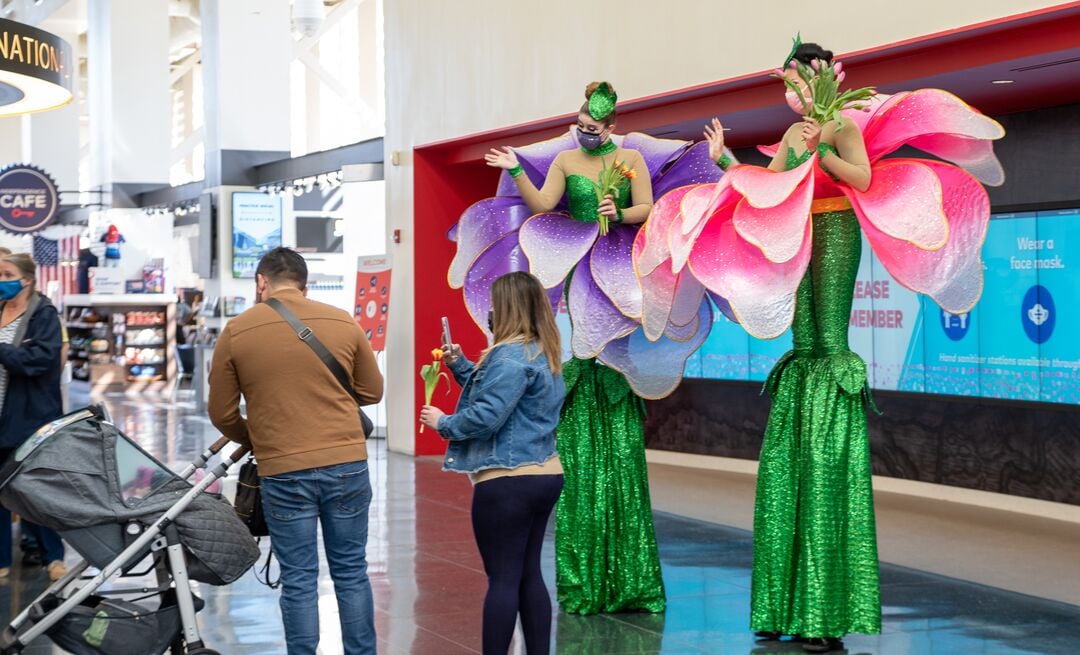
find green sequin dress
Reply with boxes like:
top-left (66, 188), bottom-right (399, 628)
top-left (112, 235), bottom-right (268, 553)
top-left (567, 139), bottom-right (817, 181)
top-left (555, 141), bottom-right (666, 615)
top-left (749, 148), bottom-right (882, 638)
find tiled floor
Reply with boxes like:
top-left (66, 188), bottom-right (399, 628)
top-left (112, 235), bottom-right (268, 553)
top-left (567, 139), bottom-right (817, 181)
top-left (2, 392), bottom-right (1079, 654)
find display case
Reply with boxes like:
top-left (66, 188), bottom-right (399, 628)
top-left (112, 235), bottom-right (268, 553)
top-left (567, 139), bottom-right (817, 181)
top-left (64, 295), bottom-right (176, 393)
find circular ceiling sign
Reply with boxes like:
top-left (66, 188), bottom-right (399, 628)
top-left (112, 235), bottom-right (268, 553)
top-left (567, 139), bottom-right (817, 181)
top-left (0, 164), bottom-right (60, 234)
top-left (0, 18), bottom-right (74, 116)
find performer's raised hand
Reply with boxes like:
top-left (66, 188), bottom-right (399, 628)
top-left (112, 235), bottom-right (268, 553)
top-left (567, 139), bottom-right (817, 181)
top-left (801, 117), bottom-right (823, 150)
top-left (704, 118), bottom-right (726, 161)
top-left (484, 147), bottom-right (519, 170)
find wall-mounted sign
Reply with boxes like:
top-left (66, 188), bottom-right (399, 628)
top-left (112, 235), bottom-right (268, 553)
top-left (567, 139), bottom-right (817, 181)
top-left (355, 255), bottom-right (391, 351)
top-left (231, 191), bottom-right (283, 278)
top-left (0, 19), bottom-right (74, 116)
top-left (0, 164), bottom-right (59, 234)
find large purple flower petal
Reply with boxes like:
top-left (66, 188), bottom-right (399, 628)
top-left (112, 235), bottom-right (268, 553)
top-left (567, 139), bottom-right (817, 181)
top-left (448, 197), bottom-right (533, 288)
top-left (599, 300), bottom-right (713, 399)
top-left (621, 132), bottom-right (692, 176)
top-left (708, 290), bottom-right (738, 324)
top-left (504, 128), bottom-right (578, 199)
top-left (653, 141), bottom-right (724, 198)
top-left (519, 213), bottom-right (598, 289)
top-left (569, 255), bottom-right (638, 359)
top-left (462, 233), bottom-right (529, 332)
top-left (589, 224), bottom-right (642, 319)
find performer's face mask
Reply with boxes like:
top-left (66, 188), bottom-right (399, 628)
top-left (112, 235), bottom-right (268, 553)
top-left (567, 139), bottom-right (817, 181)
top-left (785, 90), bottom-right (807, 116)
top-left (0, 279), bottom-right (24, 300)
top-left (577, 128), bottom-right (607, 151)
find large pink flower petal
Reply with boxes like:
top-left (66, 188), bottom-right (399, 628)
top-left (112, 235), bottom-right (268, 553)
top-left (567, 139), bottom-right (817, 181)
top-left (670, 181), bottom-right (738, 273)
top-left (728, 156), bottom-right (815, 209)
top-left (863, 88), bottom-right (1004, 163)
top-left (687, 213), bottom-right (812, 340)
top-left (598, 300), bottom-right (713, 400)
top-left (732, 170), bottom-right (814, 263)
top-left (850, 159), bottom-right (949, 251)
top-left (637, 258), bottom-right (678, 342)
top-left (636, 185), bottom-right (694, 276)
top-left (669, 271), bottom-right (705, 327)
top-left (568, 255), bottom-right (638, 359)
top-left (519, 213), bottom-right (598, 288)
top-left (590, 224), bottom-right (642, 319)
top-left (448, 197), bottom-right (532, 288)
top-left (848, 160), bottom-right (989, 314)
top-left (907, 134), bottom-right (1004, 187)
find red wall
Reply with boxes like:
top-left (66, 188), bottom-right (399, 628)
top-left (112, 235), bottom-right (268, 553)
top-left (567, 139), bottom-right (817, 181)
top-left (407, 3), bottom-right (1080, 455)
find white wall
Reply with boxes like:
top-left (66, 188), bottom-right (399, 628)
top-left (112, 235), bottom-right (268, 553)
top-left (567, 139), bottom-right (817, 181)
top-left (382, 0), bottom-right (1070, 454)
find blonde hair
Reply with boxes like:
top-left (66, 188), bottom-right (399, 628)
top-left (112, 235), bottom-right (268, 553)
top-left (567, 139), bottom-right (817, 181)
top-left (0, 253), bottom-right (37, 296)
top-left (481, 272), bottom-right (562, 374)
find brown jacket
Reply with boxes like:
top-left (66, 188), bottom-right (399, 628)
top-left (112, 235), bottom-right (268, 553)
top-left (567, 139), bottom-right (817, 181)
top-left (208, 287), bottom-right (383, 476)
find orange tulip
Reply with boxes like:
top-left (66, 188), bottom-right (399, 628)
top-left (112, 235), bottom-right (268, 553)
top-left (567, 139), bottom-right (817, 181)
top-left (623, 168), bottom-right (637, 180)
top-left (431, 348), bottom-right (444, 360)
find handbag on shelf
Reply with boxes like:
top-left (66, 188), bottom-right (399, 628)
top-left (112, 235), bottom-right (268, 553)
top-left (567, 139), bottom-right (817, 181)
top-left (265, 298), bottom-right (375, 437)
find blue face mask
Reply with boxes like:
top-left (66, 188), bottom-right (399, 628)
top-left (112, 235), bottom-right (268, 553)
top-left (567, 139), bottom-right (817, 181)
top-left (0, 279), bottom-right (24, 300)
top-left (577, 128), bottom-right (606, 151)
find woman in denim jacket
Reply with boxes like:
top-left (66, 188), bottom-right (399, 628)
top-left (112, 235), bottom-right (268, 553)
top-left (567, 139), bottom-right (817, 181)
top-left (420, 271), bottom-right (565, 655)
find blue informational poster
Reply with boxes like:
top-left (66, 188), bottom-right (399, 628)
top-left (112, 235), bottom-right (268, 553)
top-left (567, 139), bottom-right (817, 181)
top-left (1034, 209), bottom-right (1080, 404)
top-left (231, 192), bottom-right (283, 279)
top-left (681, 208), bottom-right (1080, 406)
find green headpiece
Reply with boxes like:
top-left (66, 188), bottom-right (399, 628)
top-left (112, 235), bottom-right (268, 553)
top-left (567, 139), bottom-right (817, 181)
top-left (782, 33), bottom-right (803, 69)
top-left (587, 82), bottom-right (618, 121)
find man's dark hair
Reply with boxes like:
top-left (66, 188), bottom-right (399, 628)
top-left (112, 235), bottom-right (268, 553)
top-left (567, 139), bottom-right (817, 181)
top-left (255, 247), bottom-right (308, 288)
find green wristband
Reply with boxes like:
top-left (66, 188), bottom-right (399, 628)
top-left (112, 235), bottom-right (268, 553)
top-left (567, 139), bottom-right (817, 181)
top-left (716, 153), bottom-right (733, 171)
top-left (508, 164), bottom-right (524, 178)
top-left (614, 206), bottom-right (624, 224)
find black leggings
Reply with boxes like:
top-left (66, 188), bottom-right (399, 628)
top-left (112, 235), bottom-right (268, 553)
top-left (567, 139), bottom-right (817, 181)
top-left (472, 474), bottom-right (564, 655)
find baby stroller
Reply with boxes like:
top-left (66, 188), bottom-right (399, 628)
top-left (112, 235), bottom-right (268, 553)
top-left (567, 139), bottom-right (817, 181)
top-left (0, 404), bottom-right (260, 654)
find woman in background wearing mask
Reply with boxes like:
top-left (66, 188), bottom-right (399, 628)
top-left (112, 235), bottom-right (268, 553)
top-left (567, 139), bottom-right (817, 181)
top-left (0, 254), bottom-right (68, 581)
top-left (483, 82), bottom-right (667, 615)
top-left (420, 271), bottom-right (565, 655)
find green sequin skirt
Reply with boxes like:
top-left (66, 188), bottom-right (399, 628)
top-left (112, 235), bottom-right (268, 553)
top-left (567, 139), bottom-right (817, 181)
top-left (555, 357), bottom-right (666, 614)
top-left (750, 210), bottom-right (882, 638)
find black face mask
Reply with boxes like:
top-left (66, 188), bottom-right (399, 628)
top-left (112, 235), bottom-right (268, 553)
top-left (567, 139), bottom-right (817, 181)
top-left (577, 128), bottom-right (606, 151)
top-left (487, 310), bottom-right (494, 333)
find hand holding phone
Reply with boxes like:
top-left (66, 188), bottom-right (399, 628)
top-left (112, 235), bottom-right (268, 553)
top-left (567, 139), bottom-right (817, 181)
top-left (441, 317), bottom-right (452, 347)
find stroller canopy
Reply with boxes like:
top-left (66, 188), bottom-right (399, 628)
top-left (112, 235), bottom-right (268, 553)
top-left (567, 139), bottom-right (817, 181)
top-left (0, 409), bottom-right (259, 585)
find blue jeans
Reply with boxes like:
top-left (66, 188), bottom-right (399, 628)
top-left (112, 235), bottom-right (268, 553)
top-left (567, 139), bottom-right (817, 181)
top-left (261, 460), bottom-right (375, 655)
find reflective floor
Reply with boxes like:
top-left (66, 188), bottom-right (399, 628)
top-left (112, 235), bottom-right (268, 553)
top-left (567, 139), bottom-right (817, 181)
top-left (2, 392), bottom-right (1079, 654)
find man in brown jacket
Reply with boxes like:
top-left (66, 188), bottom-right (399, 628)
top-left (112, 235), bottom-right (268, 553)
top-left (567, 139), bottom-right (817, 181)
top-left (209, 247), bottom-right (382, 655)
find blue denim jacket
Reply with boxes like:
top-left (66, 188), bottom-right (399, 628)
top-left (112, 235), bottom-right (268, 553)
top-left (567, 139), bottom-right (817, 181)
top-left (437, 341), bottom-right (565, 474)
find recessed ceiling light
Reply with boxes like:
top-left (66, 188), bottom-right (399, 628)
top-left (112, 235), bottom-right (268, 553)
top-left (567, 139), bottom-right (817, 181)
top-left (991, 79), bottom-right (1015, 84)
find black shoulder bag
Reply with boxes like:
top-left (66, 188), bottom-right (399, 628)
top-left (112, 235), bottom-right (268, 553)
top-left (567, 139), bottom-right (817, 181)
top-left (264, 297), bottom-right (376, 437)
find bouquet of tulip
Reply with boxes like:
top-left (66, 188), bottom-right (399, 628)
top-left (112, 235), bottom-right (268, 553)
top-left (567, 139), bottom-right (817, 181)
top-left (419, 348), bottom-right (450, 432)
top-left (774, 58), bottom-right (876, 129)
top-left (592, 159), bottom-right (637, 236)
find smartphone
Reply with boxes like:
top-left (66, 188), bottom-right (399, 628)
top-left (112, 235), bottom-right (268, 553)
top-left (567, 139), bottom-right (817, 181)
top-left (440, 316), bottom-right (452, 347)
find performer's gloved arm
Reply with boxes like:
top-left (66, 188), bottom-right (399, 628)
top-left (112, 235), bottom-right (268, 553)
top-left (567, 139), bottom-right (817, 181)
top-left (819, 122), bottom-right (872, 191)
top-left (618, 150), bottom-right (654, 225)
top-left (513, 153), bottom-right (567, 213)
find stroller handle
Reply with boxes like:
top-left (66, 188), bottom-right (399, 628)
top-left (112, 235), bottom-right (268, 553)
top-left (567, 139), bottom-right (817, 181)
top-left (208, 436), bottom-right (231, 455)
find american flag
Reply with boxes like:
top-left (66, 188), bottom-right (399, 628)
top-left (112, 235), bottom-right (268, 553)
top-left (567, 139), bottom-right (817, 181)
top-left (32, 234), bottom-right (80, 298)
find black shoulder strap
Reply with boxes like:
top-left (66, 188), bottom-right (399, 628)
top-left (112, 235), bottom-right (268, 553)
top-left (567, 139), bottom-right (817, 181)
top-left (264, 297), bottom-right (364, 407)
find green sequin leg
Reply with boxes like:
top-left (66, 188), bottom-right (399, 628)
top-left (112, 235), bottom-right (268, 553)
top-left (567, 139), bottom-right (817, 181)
top-left (750, 209), bottom-right (882, 638)
top-left (555, 357), bottom-right (666, 615)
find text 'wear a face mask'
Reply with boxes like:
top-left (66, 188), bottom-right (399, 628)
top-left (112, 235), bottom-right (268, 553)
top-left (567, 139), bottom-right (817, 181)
top-left (0, 279), bottom-right (25, 301)
top-left (577, 128), bottom-right (607, 151)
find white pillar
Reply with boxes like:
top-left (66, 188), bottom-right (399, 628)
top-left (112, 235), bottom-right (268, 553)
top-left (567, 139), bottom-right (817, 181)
top-left (86, 0), bottom-right (171, 199)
